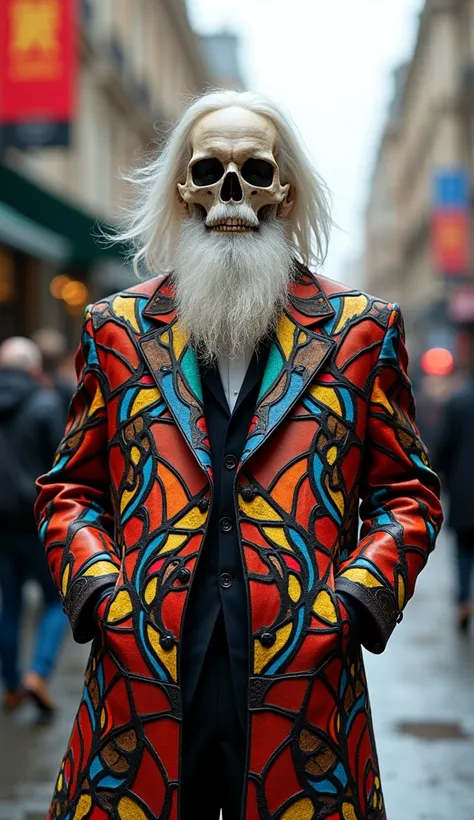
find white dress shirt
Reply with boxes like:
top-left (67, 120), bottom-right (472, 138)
top-left (218, 350), bottom-right (253, 412)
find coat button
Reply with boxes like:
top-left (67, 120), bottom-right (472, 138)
top-left (240, 485), bottom-right (256, 502)
top-left (177, 568), bottom-right (190, 583)
top-left (259, 631), bottom-right (276, 647)
top-left (220, 516), bottom-right (233, 533)
top-left (224, 454), bottom-right (237, 470)
top-left (219, 572), bottom-right (234, 589)
top-left (160, 365), bottom-right (172, 373)
top-left (159, 633), bottom-right (175, 650)
top-left (198, 497), bottom-right (210, 513)
top-left (294, 365), bottom-right (305, 374)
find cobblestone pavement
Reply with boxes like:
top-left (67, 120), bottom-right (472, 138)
top-left (0, 528), bottom-right (473, 819)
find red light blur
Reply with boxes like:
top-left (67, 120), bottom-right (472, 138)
top-left (420, 347), bottom-right (454, 376)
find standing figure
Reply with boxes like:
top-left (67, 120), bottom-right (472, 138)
top-left (36, 91), bottom-right (443, 820)
top-left (0, 337), bottom-right (67, 714)
top-left (32, 327), bottom-right (76, 417)
top-left (436, 376), bottom-right (474, 632)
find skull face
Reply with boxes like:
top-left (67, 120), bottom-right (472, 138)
top-left (178, 107), bottom-right (293, 232)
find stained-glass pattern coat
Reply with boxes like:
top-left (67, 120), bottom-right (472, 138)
top-left (35, 268), bottom-right (443, 820)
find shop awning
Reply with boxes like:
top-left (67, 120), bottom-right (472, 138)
top-left (0, 163), bottom-right (127, 266)
top-left (0, 202), bottom-right (71, 262)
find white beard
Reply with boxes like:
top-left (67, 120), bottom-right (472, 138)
top-left (173, 215), bottom-right (293, 362)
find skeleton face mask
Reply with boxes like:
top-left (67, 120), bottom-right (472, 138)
top-left (178, 107), bottom-right (293, 232)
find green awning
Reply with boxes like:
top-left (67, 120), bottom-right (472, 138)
top-left (0, 163), bottom-right (127, 266)
top-left (0, 201), bottom-right (71, 262)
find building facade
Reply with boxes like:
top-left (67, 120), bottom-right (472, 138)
top-left (364, 0), bottom-right (474, 369)
top-left (0, 0), bottom-right (242, 344)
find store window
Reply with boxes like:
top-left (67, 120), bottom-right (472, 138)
top-left (0, 246), bottom-right (30, 341)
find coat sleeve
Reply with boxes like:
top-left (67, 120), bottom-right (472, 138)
top-left (35, 306), bottom-right (120, 643)
top-left (335, 305), bottom-right (443, 653)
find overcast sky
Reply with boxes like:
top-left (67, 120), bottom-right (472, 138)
top-left (188, 0), bottom-right (424, 283)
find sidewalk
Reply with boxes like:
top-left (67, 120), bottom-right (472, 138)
top-left (366, 528), bottom-right (474, 819)
top-left (0, 610), bottom-right (88, 820)
top-left (0, 528), bottom-right (473, 819)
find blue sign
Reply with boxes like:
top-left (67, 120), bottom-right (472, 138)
top-left (434, 170), bottom-right (470, 209)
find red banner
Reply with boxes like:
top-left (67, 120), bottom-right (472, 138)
top-left (0, 0), bottom-right (77, 147)
top-left (431, 211), bottom-right (470, 276)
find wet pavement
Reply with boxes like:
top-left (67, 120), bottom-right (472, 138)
top-left (0, 528), bottom-right (473, 819)
top-left (366, 529), bottom-right (474, 819)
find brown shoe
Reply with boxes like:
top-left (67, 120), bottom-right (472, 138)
top-left (22, 671), bottom-right (57, 714)
top-left (2, 690), bottom-right (24, 712)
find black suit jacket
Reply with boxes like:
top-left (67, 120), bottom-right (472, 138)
top-left (181, 346), bottom-right (269, 727)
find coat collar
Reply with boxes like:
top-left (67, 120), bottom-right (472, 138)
top-left (142, 263), bottom-right (335, 328)
top-left (139, 264), bottom-right (336, 474)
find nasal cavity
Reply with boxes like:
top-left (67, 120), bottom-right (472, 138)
top-left (220, 172), bottom-right (243, 203)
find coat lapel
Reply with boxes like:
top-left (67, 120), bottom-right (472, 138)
top-left (139, 279), bottom-right (212, 480)
top-left (240, 265), bottom-right (336, 466)
top-left (138, 266), bottom-right (336, 474)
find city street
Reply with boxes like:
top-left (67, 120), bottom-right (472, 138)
top-left (0, 528), bottom-right (473, 820)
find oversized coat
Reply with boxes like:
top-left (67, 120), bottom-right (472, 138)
top-left (36, 268), bottom-right (443, 820)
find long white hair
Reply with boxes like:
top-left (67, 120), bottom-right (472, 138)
top-left (115, 89), bottom-right (332, 277)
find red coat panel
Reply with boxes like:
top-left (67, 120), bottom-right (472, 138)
top-left (36, 269), bottom-right (443, 820)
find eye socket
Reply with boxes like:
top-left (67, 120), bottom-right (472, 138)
top-left (191, 158), bottom-right (225, 186)
top-left (241, 158), bottom-right (275, 188)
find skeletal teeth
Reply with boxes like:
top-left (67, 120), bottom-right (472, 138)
top-left (209, 222), bottom-right (255, 232)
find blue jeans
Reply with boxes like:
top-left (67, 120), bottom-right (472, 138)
top-left (0, 533), bottom-right (69, 692)
top-left (456, 531), bottom-right (474, 605)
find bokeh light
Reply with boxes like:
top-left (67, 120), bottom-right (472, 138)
top-left (420, 347), bottom-right (454, 377)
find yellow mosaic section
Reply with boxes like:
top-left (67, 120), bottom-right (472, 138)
top-left (288, 574), bottom-right (302, 602)
top-left (341, 568), bottom-right (382, 588)
top-left (263, 526), bottom-right (293, 551)
top-left (313, 589), bottom-right (337, 623)
top-left (309, 385), bottom-right (342, 416)
top-left (117, 796), bottom-right (148, 820)
top-left (159, 533), bottom-right (187, 555)
top-left (371, 381), bottom-right (393, 414)
top-left (147, 624), bottom-right (177, 681)
top-left (334, 294), bottom-right (368, 335)
top-left (61, 563), bottom-right (70, 597)
top-left (239, 495), bottom-right (282, 522)
top-left (120, 481), bottom-right (139, 514)
top-left (107, 590), bottom-right (132, 623)
top-left (170, 322), bottom-right (188, 360)
top-left (83, 561), bottom-right (119, 578)
top-left (174, 506), bottom-right (208, 530)
top-left (89, 385), bottom-right (105, 416)
top-left (254, 622), bottom-right (292, 674)
top-left (277, 313), bottom-right (298, 360)
top-left (130, 387), bottom-right (161, 417)
top-left (72, 794), bottom-right (92, 820)
top-left (112, 296), bottom-right (141, 334)
top-left (281, 797), bottom-right (314, 820)
top-left (397, 572), bottom-right (406, 610)
top-left (144, 577), bottom-right (157, 605)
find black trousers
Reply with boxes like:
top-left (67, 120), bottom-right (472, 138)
top-left (181, 612), bottom-right (247, 819)
top-left (455, 530), bottom-right (474, 604)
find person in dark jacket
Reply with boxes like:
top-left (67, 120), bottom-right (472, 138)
top-left (31, 327), bottom-right (76, 417)
top-left (436, 378), bottom-right (474, 632)
top-left (0, 336), bottom-right (68, 713)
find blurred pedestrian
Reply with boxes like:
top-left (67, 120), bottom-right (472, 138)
top-left (0, 337), bottom-right (68, 714)
top-left (415, 373), bottom-right (451, 458)
top-left (32, 327), bottom-right (75, 417)
top-left (436, 374), bottom-right (474, 632)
